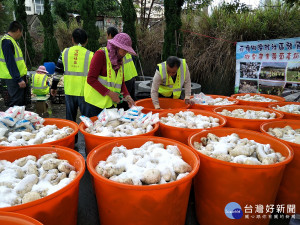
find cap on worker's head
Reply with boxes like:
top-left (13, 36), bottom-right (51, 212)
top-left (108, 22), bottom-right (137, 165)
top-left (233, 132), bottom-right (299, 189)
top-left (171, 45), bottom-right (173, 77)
top-left (107, 33), bottom-right (137, 56)
top-left (36, 65), bottom-right (48, 74)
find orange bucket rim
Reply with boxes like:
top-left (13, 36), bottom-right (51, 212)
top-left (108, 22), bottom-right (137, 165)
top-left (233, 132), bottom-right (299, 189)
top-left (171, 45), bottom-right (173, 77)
top-left (0, 211), bottom-right (43, 224)
top-left (0, 118), bottom-right (79, 150)
top-left (231, 93), bottom-right (286, 103)
top-left (158, 109), bottom-right (227, 131)
top-left (213, 105), bottom-right (284, 122)
top-left (87, 136), bottom-right (200, 191)
top-left (43, 118), bottom-right (79, 143)
top-left (136, 98), bottom-right (186, 104)
top-left (260, 119), bottom-right (300, 148)
top-left (0, 145), bottom-right (85, 211)
top-left (188, 127), bottom-right (294, 169)
top-left (192, 95), bottom-right (239, 105)
top-left (135, 98), bottom-right (189, 111)
top-left (78, 119), bottom-right (159, 138)
top-left (268, 102), bottom-right (300, 117)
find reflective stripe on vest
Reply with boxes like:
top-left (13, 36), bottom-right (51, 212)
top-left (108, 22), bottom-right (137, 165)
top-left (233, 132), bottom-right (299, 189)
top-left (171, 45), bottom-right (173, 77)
top-left (124, 57), bottom-right (133, 64)
top-left (0, 36), bottom-right (24, 62)
top-left (84, 47), bottom-right (123, 109)
top-left (0, 34), bottom-right (27, 79)
top-left (98, 77), bottom-right (122, 89)
top-left (158, 59), bottom-right (186, 99)
top-left (63, 48), bottom-right (91, 76)
top-left (100, 47), bottom-right (137, 82)
top-left (32, 73), bottom-right (48, 89)
top-left (62, 46), bottom-right (93, 96)
top-left (98, 48), bottom-right (123, 89)
top-left (123, 53), bottom-right (138, 81)
top-left (32, 73), bottom-right (49, 95)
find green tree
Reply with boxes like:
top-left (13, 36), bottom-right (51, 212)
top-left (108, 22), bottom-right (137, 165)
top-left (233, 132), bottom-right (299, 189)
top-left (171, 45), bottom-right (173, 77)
top-left (54, 0), bottom-right (121, 16)
top-left (39, 0), bottom-right (60, 62)
top-left (0, 0), bottom-right (14, 34)
top-left (80, 0), bottom-right (100, 52)
top-left (121, 0), bottom-right (137, 50)
top-left (96, 0), bottom-right (121, 16)
top-left (184, 0), bottom-right (212, 10)
top-left (284, 0), bottom-right (300, 7)
top-left (220, 0), bottom-right (250, 14)
top-left (162, 0), bottom-right (184, 60)
top-left (14, 0), bottom-right (35, 68)
top-left (66, 0), bottom-right (80, 12)
top-left (54, 0), bottom-right (69, 24)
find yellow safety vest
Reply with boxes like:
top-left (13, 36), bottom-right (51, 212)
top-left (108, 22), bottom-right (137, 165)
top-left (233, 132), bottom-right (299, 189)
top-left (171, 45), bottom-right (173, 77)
top-left (123, 53), bottom-right (138, 81)
top-left (32, 73), bottom-right (49, 96)
top-left (62, 45), bottom-right (93, 96)
top-left (158, 58), bottom-right (187, 99)
top-left (99, 47), bottom-right (137, 82)
top-left (84, 48), bottom-right (123, 109)
top-left (0, 34), bottom-right (27, 79)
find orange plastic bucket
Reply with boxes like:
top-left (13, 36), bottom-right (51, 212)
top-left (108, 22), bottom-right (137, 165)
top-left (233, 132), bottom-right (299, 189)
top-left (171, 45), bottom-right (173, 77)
top-left (231, 93), bottom-right (285, 108)
top-left (87, 136), bottom-right (200, 225)
top-left (214, 105), bottom-right (284, 131)
top-left (191, 94), bottom-right (239, 111)
top-left (188, 128), bottom-right (293, 225)
top-left (261, 120), bottom-right (300, 213)
top-left (159, 109), bottom-right (226, 144)
top-left (0, 145), bottom-right (85, 225)
top-left (135, 98), bottom-right (189, 113)
top-left (268, 102), bottom-right (300, 120)
top-left (0, 211), bottom-right (43, 225)
top-left (79, 116), bottom-right (159, 154)
top-left (0, 118), bottom-right (79, 151)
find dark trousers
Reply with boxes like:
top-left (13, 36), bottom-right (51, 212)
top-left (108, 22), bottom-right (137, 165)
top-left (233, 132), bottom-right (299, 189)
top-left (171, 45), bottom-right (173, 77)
top-left (4, 76), bottom-right (26, 107)
top-left (85, 101), bottom-right (116, 118)
top-left (85, 102), bottom-right (104, 118)
top-left (65, 95), bottom-right (88, 144)
top-left (65, 95), bottom-right (87, 122)
top-left (117, 77), bottom-right (136, 110)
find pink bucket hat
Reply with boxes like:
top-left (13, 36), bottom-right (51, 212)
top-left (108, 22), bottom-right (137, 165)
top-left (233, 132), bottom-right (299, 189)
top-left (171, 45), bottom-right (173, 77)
top-left (36, 66), bottom-right (48, 74)
top-left (108, 33), bottom-right (137, 56)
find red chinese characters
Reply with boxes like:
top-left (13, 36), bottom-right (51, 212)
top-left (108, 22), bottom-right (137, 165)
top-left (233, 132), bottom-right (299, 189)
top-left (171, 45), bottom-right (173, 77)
top-left (74, 50), bottom-right (79, 65)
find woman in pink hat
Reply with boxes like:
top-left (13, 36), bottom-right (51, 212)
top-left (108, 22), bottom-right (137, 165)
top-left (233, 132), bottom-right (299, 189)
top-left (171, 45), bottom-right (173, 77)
top-left (84, 33), bottom-right (136, 117)
top-left (32, 65), bottom-right (49, 96)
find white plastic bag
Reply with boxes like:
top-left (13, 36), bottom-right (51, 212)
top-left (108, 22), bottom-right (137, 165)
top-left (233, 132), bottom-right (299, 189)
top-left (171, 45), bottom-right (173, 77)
top-left (0, 127), bottom-right (8, 138)
top-left (14, 119), bottom-right (31, 129)
top-left (97, 109), bottom-right (110, 126)
top-left (0, 116), bottom-right (16, 127)
top-left (79, 116), bottom-right (94, 128)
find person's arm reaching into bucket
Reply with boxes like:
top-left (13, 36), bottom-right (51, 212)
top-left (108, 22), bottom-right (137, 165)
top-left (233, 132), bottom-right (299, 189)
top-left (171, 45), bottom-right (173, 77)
top-left (120, 74), bottom-right (135, 108)
top-left (88, 50), bottom-right (134, 106)
top-left (151, 68), bottom-right (162, 109)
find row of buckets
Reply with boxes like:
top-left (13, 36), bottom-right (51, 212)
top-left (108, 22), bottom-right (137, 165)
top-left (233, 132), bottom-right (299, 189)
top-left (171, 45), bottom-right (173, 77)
top-left (0, 93), bottom-right (299, 225)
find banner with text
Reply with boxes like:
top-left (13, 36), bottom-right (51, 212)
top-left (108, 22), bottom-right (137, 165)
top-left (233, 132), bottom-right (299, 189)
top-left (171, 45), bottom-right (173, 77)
top-left (235, 37), bottom-right (300, 100)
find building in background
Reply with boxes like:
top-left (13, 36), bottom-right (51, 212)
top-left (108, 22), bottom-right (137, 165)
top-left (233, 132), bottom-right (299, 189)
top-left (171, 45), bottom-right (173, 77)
top-left (133, 0), bottom-right (164, 19)
top-left (133, 0), bottom-right (164, 28)
top-left (95, 15), bottom-right (124, 33)
top-left (25, 0), bottom-right (54, 15)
